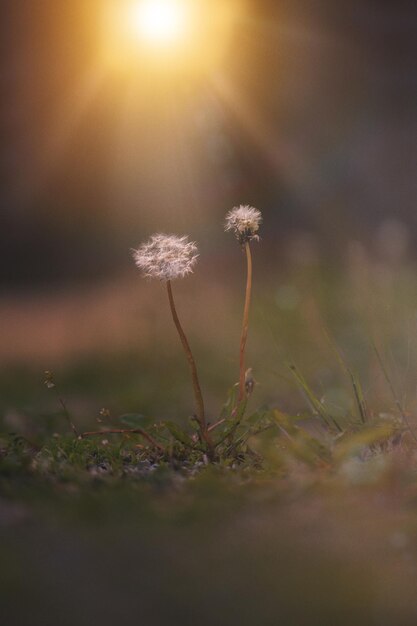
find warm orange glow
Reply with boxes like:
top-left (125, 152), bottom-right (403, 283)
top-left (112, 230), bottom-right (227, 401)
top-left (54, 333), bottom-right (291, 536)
top-left (102, 0), bottom-right (242, 74)
top-left (127, 0), bottom-right (188, 45)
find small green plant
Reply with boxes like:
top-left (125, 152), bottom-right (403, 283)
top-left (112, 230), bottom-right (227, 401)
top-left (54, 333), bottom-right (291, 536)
top-left (31, 205), bottom-right (417, 473)
top-left (37, 210), bottom-right (268, 464)
top-left (124, 210), bottom-right (266, 462)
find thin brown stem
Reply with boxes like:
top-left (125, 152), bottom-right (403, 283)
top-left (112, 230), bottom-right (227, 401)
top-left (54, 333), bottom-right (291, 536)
top-left (58, 396), bottom-right (79, 438)
top-left (80, 428), bottom-right (164, 451)
top-left (166, 280), bottom-right (213, 454)
top-left (238, 241), bottom-right (253, 402)
top-left (208, 417), bottom-right (226, 433)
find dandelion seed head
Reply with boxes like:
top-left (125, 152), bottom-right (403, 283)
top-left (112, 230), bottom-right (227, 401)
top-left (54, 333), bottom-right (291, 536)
top-left (132, 234), bottom-right (198, 281)
top-left (225, 205), bottom-right (262, 244)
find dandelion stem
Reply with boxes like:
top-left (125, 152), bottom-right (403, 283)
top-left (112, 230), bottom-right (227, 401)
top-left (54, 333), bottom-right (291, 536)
top-left (166, 280), bottom-right (212, 452)
top-left (239, 241), bottom-right (253, 402)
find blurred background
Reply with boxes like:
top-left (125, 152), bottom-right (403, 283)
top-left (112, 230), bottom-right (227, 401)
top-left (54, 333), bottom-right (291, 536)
top-left (1, 0), bottom-right (417, 428)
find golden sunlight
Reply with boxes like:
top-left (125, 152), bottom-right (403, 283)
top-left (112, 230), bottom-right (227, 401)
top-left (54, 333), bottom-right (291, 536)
top-left (127, 0), bottom-right (188, 45)
top-left (102, 0), bottom-right (241, 74)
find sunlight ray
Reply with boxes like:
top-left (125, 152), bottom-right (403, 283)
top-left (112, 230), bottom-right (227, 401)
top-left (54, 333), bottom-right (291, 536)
top-left (211, 73), bottom-right (328, 205)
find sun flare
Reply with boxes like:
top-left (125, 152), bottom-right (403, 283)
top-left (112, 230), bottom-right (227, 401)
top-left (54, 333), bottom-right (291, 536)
top-left (127, 0), bottom-right (188, 45)
top-left (102, 0), bottom-right (241, 74)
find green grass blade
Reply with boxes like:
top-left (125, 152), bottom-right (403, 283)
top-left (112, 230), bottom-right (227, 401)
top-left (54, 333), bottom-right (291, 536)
top-left (372, 341), bottom-right (417, 443)
top-left (287, 363), bottom-right (342, 432)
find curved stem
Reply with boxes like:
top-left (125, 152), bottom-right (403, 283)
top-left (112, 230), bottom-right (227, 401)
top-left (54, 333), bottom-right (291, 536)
top-left (166, 281), bottom-right (211, 451)
top-left (80, 429), bottom-right (164, 451)
top-left (238, 241), bottom-right (253, 402)
top-left (57, 395), bottom-right (79, 438)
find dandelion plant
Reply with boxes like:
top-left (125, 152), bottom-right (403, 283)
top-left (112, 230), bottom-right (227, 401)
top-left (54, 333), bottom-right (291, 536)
top-left (132, 234), bottom-right (213, 454)
top-left (225, 205), bottom-right (262, 404)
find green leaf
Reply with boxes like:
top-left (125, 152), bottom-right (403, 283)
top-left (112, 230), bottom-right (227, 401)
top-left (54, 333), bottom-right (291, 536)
top-left (272, 410), bottom-right (331, 466)
top-left (334, 422), bottom-right (396, 461)
top-left (215, 398), bottom-right (249, 444)
top-left (287, 363), bottom-right (342, 433)
top-left (218, 385), bottom-right (238, 420)
top-left (164, 421), bottom-right (195, 447)
top-left (245, 408), bottom-right (270, 425)
top-left (119, 414), bottom-right (152, 429)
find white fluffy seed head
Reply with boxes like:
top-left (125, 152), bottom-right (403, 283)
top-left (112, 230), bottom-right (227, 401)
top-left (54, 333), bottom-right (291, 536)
top-left (225, 205), bottom-right (262, 244)
top-left (132, 234), bottom-right (199, 281)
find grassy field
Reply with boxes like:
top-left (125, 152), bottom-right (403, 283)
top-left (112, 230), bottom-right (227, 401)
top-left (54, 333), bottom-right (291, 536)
top-left (3, 252), bottom-right (417, 625)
